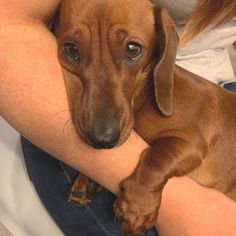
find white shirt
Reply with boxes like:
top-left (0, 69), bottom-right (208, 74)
top-left (153, 0), bottom-right (236, 83)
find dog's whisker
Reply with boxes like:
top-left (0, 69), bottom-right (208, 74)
top-left (124, 132), bottom-right (138, 146)
top-left (63, 117), bottom-right (73, 134)
top-left (50, 108), bottom-right (71, 120)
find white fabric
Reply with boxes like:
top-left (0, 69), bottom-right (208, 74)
top-left (229, 43), bottom-right (236, 75)
top-left (153, 0), bottom-right (236, 84)
top-left (0, 118), bottom-right (64, 236)
top-left (176, 19), bottom-right (236, 84)
top-left (152, 0), bottom-right (197, 23)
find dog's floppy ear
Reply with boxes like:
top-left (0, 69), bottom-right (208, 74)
top-left (153, 7), bottom-right (179, 116)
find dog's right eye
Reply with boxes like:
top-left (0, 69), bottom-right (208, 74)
top-left (125, 42), bottom-right (143, 61)
top-left (63, 42), bottom-right (80, 62)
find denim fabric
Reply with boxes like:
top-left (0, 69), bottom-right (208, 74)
top-left (223, 82), bottom-right (236, 92)
top-left (21, 137), bottom-right (158, 236)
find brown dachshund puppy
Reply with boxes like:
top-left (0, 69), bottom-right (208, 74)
top-left (57, 0), bottom-right (236, 235)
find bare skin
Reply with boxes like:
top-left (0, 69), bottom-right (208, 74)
top-left (0, 0), bottom-right (235, 235)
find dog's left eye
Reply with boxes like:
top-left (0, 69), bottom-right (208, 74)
top-left (64, 42), bottom-right (80, 62)
top-left (126, 42), bottom-right (143, 61)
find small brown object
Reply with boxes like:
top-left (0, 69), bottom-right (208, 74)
top-left (68, 174), bottom-right (101, 207)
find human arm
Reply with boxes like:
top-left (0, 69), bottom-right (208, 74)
top-left (157, 177), bottom-right (236, 236)
top-left (0, 1), bottom-right (236, 235)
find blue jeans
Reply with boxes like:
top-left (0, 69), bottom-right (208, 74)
top-left (21, 137), bottom-right (158, 236)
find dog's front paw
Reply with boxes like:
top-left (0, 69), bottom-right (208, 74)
top-left (114, 179), bottom-right (161, 236)
top-left (68, 176), bottom-right (101, 207)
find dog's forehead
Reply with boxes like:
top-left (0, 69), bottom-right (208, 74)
top-left (61, 0), bottom-right (154, 31)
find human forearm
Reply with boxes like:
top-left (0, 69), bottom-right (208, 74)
top-left (0, 0), bottom-right (60, 23)
top-left (157, 177), bottom-right (236, 236)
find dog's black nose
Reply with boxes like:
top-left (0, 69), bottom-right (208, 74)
top-left (87, 123), bottom-right (120, 149)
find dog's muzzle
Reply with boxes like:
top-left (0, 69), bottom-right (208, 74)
top-left (87, 121), bottom-right (121, 149)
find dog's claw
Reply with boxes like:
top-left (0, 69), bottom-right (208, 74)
top-left (144, 229), bottom-right (149, 236)
top-left (86, 181), bottom-right (102, 199)
top-left (68, 189), bottom-right (92, 206)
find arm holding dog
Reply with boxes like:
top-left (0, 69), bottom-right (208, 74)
top-left (0, 0), bottom-right (236, 235)
top-left (158, 176), bottom-right (236, 236)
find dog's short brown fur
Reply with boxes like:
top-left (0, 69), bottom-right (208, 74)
top-left (57, 0), bottom-right (236, 235)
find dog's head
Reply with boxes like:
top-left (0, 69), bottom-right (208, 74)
top-left (57, 0), bottom-right (178, 149)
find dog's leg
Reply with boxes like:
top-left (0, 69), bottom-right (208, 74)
top-left (68, 173), bottom-right (102, 206)
top-left (114, 135), bottom-right (207, 235)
